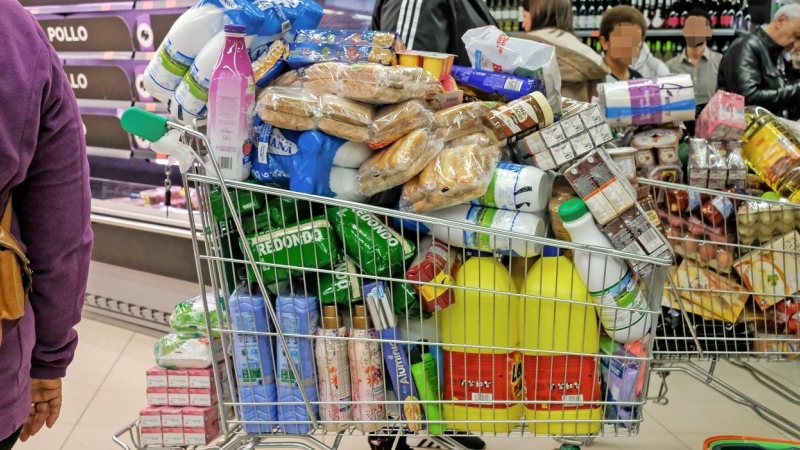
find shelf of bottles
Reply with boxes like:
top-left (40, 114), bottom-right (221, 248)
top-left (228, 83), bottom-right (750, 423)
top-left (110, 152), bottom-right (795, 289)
top-left (572, 0), bottom-right (753, 33)
top-left (488, 0), bottom-right (525, 32)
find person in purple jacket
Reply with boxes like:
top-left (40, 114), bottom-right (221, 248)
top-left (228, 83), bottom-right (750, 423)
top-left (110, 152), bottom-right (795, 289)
top-left (0, 0), bottom-right (93, 448)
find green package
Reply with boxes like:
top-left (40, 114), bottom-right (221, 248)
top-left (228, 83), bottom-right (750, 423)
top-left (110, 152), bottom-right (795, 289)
top-left (317, 257), bottom-right (363, 306)
top-left (391, 281), bottom-right (431, 320)
top-left (169, 293), bottom-right (223, 336)
top-left (327, 207), bottom-right (416, 277)
top-left (242, 197), bottom-right (313, 236)
top-left (209, 180), bottom-right (265, 223)
top-left (242, 216), bottom-right (341, 284)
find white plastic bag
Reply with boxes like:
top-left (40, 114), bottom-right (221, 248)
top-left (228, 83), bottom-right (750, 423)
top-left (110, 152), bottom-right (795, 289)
top-left (462, 26), bottom-right (562, 115)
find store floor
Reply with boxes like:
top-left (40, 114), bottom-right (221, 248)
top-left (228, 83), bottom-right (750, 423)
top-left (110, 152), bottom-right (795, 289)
top-left (16, 319), bottom-right (800, 450)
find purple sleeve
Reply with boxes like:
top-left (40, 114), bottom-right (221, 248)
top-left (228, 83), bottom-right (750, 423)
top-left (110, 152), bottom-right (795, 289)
top-left (14, 40), bottom-right (94, 380)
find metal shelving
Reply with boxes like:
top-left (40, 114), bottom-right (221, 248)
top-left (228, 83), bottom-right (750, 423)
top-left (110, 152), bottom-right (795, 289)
top-left (576, 28), bottom-right (738, 37)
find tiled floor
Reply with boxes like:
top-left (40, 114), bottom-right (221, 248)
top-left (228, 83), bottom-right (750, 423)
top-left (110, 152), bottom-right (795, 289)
top-left (14, 319), bottom-right (800, 450)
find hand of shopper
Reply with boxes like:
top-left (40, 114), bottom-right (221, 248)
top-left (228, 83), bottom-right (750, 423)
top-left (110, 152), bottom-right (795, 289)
top-left (20, 378), bottom-right (63, 442)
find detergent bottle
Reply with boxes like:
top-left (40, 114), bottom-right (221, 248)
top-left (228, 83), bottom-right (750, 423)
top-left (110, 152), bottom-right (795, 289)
top-left (440, 257), bottom-right (522, 433)
top-left (520, 246), bottom-right (602, 435)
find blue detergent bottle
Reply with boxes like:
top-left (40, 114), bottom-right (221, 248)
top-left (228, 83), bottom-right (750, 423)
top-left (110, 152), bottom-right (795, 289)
top-left (228, 273), bottom-right (279, 433)
top-left (275, 290), bottom-right (320, 434)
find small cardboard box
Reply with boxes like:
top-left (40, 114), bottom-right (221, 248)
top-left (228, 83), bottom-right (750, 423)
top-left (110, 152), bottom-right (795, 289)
top-left (162, 427), bottom-right (184, 446)
top-left (512, 104), bottom-right (612, 170)
top-left (188, 368), bottom-right (215, 389)
top-left (145, 367), bottom-right (168, 388)
top-left (182, 406), bottom-right (219, 428)
top-left (168, 370), bottom-right (190, 388)
top-left (167, 388), bottom-right (190, 407)
top-left (696, 90), bottom-right (745, 141)
top-left (140, 428), bottom-right (163, 446)
top-left (146, 388), bottom-right (168, 407)
top-left (674, 260), bottom-right (749, 323)
top-left (734, 230), bottom-right (800, 310)
top-left (139, 406), bottom-right (162, 428)
top-left (160, 407), bottom-right (184, 427)
top-left (564, 149), bottom-right (637, 226)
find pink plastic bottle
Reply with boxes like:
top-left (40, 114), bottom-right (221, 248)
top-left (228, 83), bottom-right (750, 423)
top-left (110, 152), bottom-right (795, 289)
top-left (207, 24), bottom-right (255, 181)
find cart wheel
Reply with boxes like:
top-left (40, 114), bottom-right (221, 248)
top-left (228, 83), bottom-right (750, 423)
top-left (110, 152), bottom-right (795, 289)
top-left (554, 436), bottom-right (596, 448)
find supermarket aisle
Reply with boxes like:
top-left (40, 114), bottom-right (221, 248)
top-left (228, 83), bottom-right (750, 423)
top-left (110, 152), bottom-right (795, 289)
top-left (15, 319), bottom-right (799, 450)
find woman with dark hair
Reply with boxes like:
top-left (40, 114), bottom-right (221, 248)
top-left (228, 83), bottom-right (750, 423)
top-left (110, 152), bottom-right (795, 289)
top-left (518, 0), bottom-right (609, 102)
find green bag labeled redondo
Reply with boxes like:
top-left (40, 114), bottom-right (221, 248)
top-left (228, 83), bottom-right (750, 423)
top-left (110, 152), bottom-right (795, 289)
top-left (317, 256), bottom-right (364, 306)
top-left (242, 216), bottom-right (341, 285)
top-left (327, 207), bottom-right (416, 277)
top-left (242, 197), bottom-right (313, 236)
top-left (209, 180), bottom-right (265, 223)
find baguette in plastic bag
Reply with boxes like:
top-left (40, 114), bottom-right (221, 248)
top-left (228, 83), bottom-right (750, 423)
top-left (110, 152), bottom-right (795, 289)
top-left (358, 129), bottom-right (445, 196)
top-left (370, 99), bottom-right (434, 147)
top-left (400, 133), bottom-right (502, 213)
top-left (434, 102), bottom-right (494, 142)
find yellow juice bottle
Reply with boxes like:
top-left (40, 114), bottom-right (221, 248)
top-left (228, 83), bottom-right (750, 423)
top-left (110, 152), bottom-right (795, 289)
top-left (520, 246), bottom-right (602, 435)
top-left (440, 257), bottom-right (523, 433)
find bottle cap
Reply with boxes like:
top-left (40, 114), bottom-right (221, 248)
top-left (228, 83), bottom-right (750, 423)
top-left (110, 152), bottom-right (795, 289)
top-left (224, 24), bottom-right (246, 34)
top-left (409, 345), bottom-right (423, 365)
top-left (558, 197), bottom-right (590, 223)
top-left (322, 305), bottom-right (343, 329)
top-left (542, 246), bottom-right (565, 257)
top-left (352, 304), bottom-right (371, 330)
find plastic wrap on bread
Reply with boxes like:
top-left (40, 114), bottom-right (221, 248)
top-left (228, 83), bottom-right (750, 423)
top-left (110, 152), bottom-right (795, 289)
top-left (434, 102), bottom-right (495, 142)
top-left (370, 99), bottom-right (434, 148)
top-left (399, 133), bottom-right (502, 213)
top-left (358, 129), bottom-right (445, 196)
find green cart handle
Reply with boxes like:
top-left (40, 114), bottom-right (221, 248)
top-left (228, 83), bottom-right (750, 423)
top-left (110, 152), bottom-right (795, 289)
top-left (120, 107), bottom-right (169, 143)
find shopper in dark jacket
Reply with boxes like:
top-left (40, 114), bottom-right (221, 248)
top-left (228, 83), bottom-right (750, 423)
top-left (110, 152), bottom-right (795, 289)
top-left (371, 0), bottom-right (497, 67)
top-left (0, 0), bottom-right (93, 448)
top-left (718, 3), bottom-right (800, 119)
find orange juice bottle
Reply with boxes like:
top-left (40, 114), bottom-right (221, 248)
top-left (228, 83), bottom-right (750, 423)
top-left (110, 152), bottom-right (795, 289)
top-left (440, 257), bottom-right (522, 433)
top-left (520, 246), bottom-right (602, 435)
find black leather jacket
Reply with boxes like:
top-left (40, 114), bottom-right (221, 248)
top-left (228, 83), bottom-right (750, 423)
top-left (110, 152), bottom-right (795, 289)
top-left (718, 26), bottom-right (800, 119)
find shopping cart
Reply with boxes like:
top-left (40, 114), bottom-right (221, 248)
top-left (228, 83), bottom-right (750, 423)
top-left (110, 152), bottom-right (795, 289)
top-left (640, 178), bottom-right (800, 440)
top-left (113, 108), bottom-right (672, 450)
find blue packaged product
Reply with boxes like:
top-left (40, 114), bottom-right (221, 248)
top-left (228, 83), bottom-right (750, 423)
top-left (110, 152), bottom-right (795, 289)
top-left (294, 30), bottom-right (402, 48)
top-left (253, 40), bottom-right (291, 88)
top-left (228, 282), bottom-right (279, 433)
top-left (275, 291), bottom-right (320, 434)
top-left (249, 1), bottom-right (291, 61)
top-left (450, 65), bottom-right (544, 103)
top-left (251, 118), bottom-right (301, 187)
top-left (285, 43), bottom-right (395, 68)
top-left (279, 0), bottom-right (324, 41)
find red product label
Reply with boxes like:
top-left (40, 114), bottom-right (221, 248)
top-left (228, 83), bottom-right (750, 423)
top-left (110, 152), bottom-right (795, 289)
top-left (491, 62), bottom-right (503, 73)
top-left (406, 239), bottom-right (462, 313)
top-left (522, 355), bottom-right (601, 411)
top-left (495, 34), bottom-right (509, 54)
top-left (442, 350), bottom-right (523, 409)
top-left (666, 16), bottom-right (680, 28)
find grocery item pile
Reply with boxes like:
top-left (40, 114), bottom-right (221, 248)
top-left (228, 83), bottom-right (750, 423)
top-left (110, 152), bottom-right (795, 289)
top-left (138, 0), bottom-right (800, 439)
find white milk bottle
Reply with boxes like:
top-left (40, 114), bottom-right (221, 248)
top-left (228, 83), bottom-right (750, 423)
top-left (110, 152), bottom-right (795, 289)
top-left (558, 198), bottom-right (651, 343)
top-left (143, 0), bottom-right (237, 103)
top-left (420, 204), bottom-right (545, 258)
top-left (471, 162), bottom-right (551, 213)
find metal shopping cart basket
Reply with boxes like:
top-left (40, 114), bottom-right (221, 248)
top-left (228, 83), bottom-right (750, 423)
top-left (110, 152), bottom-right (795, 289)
top-left (113, 108), bottom-right (673, 450)
top-left (640, 178), bottom-right (800, 440)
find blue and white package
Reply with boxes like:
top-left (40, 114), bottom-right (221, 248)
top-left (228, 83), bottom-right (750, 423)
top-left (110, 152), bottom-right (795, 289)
top-left (251, 117), bottom-right (302, 187)
top-left (249, 0), bottom-right (292, 61)
top-left (275, 291), bottom-right (320, 434)
top-left (275, 0), bottom-right (324, 41)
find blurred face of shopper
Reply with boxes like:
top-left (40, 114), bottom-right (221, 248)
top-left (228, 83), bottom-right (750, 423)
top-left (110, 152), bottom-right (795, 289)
top-left (683, 15), bottom-right (712, 48)
top-left (601, 23), bottom-right (643, 65)
top-left (770, 13), bottom-right (800, 50)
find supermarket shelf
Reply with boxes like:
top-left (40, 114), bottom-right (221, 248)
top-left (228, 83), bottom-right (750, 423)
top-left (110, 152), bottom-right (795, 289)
top-left (91, 199), bottom-right (198, 231)
top-left (135, 0), bottom-right (196, 9)
top-left (87, 146), bottom-right (133, 158)
top-left (24, 1), bottom-right (134, 14)
top-left (57, 51), bottom-right (136, 60)
top-left (576, 28), bottom-right (738, 38)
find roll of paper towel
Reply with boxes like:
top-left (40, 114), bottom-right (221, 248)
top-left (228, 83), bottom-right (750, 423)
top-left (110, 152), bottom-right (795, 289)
top-left (599, 74), bottom-right (696, 127)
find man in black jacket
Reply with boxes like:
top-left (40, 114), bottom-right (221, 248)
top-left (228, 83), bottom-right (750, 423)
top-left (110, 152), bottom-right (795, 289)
top-left (371, 0), bottom-right (497, 67)
top-left (718, 3), bottom-right (800, 119)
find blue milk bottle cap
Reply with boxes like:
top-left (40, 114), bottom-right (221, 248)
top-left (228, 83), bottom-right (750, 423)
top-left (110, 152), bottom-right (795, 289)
top-left (542, 246), bottom-right (565, 257)
top-left (224, 24), bottom-right (246, 34)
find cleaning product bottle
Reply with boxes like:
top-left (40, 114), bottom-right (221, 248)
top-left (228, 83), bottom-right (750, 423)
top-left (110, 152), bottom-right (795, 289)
top-left (228, 276), bottom-right (279, 433)
top-left (315, 305), bottom-right (353, 430)
top-left (410, 342), bottom-right (444, 435)
top-left (275, 291), bottom-right (320, 434)
top-left (206, 24), bottom-right (255, 181)
top-left (415, 204), bottom-right (546, 258)
top-left (440, 257), bottom-right (523, 433)
top-left (558, 198), bottom-right (651, 344)
top-left (520, 246), bottom-right (602, 435)
top-left (364, 281), bottom-right (423, 430)
top-left (348, 304), bottom-right (386, 432)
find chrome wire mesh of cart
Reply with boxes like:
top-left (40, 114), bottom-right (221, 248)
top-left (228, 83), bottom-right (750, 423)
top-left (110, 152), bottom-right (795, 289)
top-left (114, 109), bottom-right (672, 450)
top-left (639, 178), bottom-right (800, 440)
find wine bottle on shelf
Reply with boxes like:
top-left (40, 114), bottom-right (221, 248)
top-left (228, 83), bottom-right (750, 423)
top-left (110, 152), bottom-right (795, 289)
top-left (643, 0), bottom-right (652, 28)
top-left (709, 0), bottom-right (719, 28)
top-left (711, 39), bottom-right (720, 52)
top-left (518, 0), bottom-right (526, 32)
top-left (721, 40), bottom-right (730, 52)
top-left (721, 0), bottom-right (734, 28)
top-left (572, 0), bottom-right (579, 31)
top-left (502, 0), bottom-right (512, 32)
top-left (734, 0), bottom-right (743, 29)
top-left (652, 0), bottom-right (666, 29)
top-left (663, 40), bottom-right (676, 60)
top-left (667, 0), bottom-right (680, 28)
top-left (679, 0), bottom-right (689, 28)
top-left (743, 0), bottom-right (751, 30)
top-left (653, 39), bottom-right (664, 60)
top-left (676, 40), bottom-right (684, 55)
top-left (587, 0), bottom-right (597, 30)
top-left (490, 0), bottom-right (501, 23)
top-left (599, 0), bottom-right (607, 27)
top-left (578, 0), bottom-right (588, 29)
